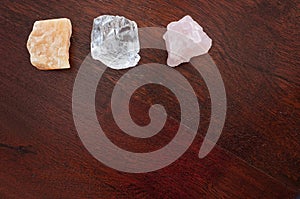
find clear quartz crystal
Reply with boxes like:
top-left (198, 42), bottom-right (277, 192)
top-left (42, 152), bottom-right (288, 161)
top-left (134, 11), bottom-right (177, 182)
top-left (91, 15), bottom-right (140, 69)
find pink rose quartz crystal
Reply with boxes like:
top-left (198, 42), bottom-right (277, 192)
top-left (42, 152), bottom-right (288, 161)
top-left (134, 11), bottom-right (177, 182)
top-left (163, 15), bottom-right (212, 67)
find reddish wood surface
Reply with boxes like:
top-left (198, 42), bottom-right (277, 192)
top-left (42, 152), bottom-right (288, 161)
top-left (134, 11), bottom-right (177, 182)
top-left (1, 0), bottom-right (299, 198)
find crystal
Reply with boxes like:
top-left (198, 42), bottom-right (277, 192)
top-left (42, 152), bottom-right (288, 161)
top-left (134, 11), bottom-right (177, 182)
top-left (91, 15), bottom-right (140, 69)
top-left (27, 18), bottom-right (72, 70)
top-left (163, 15), bottom-right (212, 67)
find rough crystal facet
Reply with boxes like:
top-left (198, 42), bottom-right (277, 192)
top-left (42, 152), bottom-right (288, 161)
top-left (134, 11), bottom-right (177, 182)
top-left (91, 15), bottom-right (140, 69)
top-left (163, 15), bottom-right (212, 67)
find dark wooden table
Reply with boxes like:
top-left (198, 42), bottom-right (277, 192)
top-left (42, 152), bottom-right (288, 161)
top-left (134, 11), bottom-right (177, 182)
top-left (1, 0), bottom-right (299, 198)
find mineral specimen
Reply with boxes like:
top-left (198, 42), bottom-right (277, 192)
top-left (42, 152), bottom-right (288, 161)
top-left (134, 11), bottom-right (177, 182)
top-left (27, 18), bottom-right (72, 70)
top-left (91, 15), bottom-right (140, 69)
top-left (163, 15), bottom-right (212, 67)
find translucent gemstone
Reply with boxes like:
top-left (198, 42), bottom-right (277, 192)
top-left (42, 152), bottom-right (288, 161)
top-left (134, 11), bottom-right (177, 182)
top-left (91, 15), bottom-right (140, 69)
top-left (27, 18), bottom-right (72, 70)
top-left (163, 15), bottom-right (212, 67)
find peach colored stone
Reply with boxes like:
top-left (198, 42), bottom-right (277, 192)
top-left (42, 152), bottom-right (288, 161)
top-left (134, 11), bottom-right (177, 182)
top-left (27, 18), bottom-right (72, 70)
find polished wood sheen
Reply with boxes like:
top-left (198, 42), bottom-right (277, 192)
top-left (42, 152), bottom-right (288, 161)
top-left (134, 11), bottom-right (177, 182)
top-left (0, 0), bottom-right (299, 198)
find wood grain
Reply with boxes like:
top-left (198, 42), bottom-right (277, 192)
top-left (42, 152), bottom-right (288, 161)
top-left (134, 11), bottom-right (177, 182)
top-left (1, 0), bottom-right (299, 198)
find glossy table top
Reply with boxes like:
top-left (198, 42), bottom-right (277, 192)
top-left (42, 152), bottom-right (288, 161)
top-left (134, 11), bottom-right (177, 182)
top-left (0, 1), bottom-right (299, 198)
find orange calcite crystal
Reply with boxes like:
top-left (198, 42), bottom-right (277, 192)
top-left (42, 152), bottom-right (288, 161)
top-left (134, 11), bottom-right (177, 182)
top-left (27, 18), bottom-right (72, 70)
